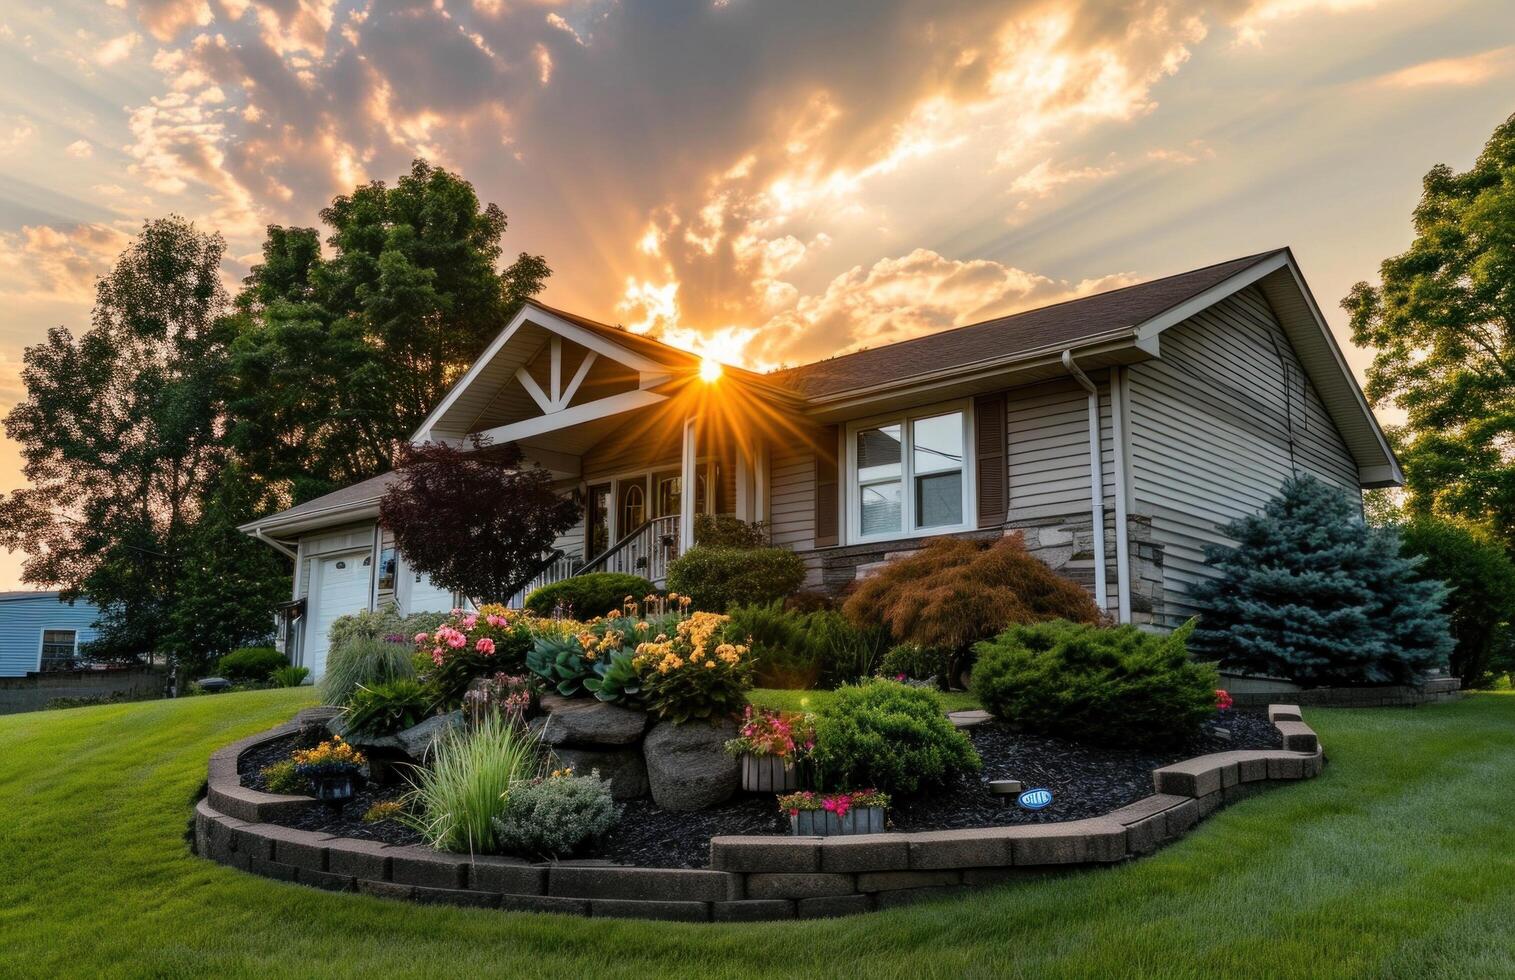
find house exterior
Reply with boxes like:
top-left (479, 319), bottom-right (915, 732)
top-left (0, 591), bottom-right (102, 677)
top-left (241, 248), bottom-right (1400, 678)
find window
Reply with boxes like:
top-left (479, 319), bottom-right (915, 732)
top-left (40, 629), bottom-right (77, 672)
top-left (622, 483), bottom-right (645, 531)
top-left (849, 407), bottom-right (969, 541)
top-left (377, 547), bottom-right (396, 594)
top-left (656, 474), bottom-right (681, 518)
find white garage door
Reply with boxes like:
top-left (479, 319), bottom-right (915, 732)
top-left (307, 553), bottom-right (371, 679)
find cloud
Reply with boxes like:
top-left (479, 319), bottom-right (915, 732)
top-left (0, 223), bottom-right (131, 303)
top-left (66, 139), bottom-right (93, 159)
top-left (95, 31), bottom-right (140, 65)
top-left (0, 116), bottom-right (35, 154)
top-left (133, 0), bottom-right (214, 41)
top-left (1010, 157), bottom-right (1124, 198)
top-left (1373, 46), bottom-right (1515, 89)
top-left (1232, 0), bottom-right (1386, 46)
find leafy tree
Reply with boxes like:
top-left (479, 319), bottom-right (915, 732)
top-left (1191, 476), bottom-right (1452, 686)
top-left (225, 160), bottom-right (550, 503)
top-left (1344, 113), bottom-right (1515, 549)
top-left (1396, 515), bottom-right (1515, 688)
top-left (0, 217), bottom-right (284, 679)
top-left (378, 439), bottom-right (579, 603)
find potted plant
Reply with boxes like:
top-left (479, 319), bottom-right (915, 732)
top-left (292, 736), bottom-right (367, 810)
top-left (778, 789), bottom-right (890, 836)
top-left (726, 706), bottom-right (815, 793)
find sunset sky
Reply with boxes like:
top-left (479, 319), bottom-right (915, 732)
top-left (1, 0), bottom-right (1513, 588)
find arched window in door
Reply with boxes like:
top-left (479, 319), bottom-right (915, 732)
top-left (622, 483), bottom-right (645, 531)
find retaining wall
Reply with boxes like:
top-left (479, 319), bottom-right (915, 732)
top-left (0, 666), bottom-right (165, 715)
top-left (194, 703), bottom-right (1325, 921)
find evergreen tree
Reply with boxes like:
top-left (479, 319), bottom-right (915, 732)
top-left (1190, 475), bottom-right (1452, 686)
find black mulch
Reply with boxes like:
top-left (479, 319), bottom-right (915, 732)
top-left (237, 712), bottom-right (1281, 868)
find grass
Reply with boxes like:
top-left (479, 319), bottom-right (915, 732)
top-left (3, 690), bottom-right (1514, 978)
top-left (748, 686), bottom-right (982, 714)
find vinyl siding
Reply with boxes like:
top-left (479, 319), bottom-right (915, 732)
top-left (768, 448), bottom-right (817, 552)
top-left (1007, 378), bottom-right (1114, 522)
top-left (0, 596), bottom-right (101, 677)
top-left (1127, 286), bottom-right (1360, 627)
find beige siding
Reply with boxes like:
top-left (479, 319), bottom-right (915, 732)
top-left (1006, 378), bottom-right (1102, 521)
top-left (1128, 286), bottom-right (1360, 627)
top-left (769, 448), bottom-right (816, 552)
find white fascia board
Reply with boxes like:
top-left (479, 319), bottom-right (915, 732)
top-left (473, 388), bottom-right (668, 445)
top-left (239, 502), bottom-right (383, 539)
top-left (1131, 251), bottom-right (1290, 342)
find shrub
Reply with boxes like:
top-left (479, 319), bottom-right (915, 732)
top-left (271, 666), bottom-right (309, 688)
top-left (879, 644), bottom-right (949, 684)
top-left (1191, 476), bottom-right (1453, 686)
top-left (259, 759), bottom-right (307, 795)
top-left (972, 619), bottom-right (1219, 748)
top-left (400, 711), bottom-right (541, 853)
top-left (807, 610), bottom-right (891, 687)
top-left (414, 605), bottom-right (543, 709)
top-left (319, 637), bottom-right (416, 706)
top-left (811, 680), bottom-right (979, 796)
top-left (726, 602), bottom-right (821, 689)
top-left (843, 535), bottom-right (1101, 685)
top-left (491, 772), bottom-right (620, 859)
top-left (344, 679), bottom-right (433, 737)
top-left (632, 611), bottom-right (754, 723)
top-left (217, 647), bottom-right (287, 682)
top-left (665, 546), bottom-right (806, 612)
top-left (1396, 515), bottom-right (1515, 688)
top-left (524, 573), bottom-right (654, 618)
top-left (693, 513), bottom-right (768, 549)
top-left (327, 605), bottom-right (406, 652)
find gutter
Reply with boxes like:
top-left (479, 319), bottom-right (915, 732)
top-left (1060, 350), bottom-right (1111, 617)
top-left (250, 526), bottom-right (298, 560)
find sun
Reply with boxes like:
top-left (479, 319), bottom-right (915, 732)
top-left (699, 357), bottom-right (723, 383)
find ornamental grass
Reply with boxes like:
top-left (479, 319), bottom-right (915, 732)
top-left (399, 711), bottom-right (541, 854)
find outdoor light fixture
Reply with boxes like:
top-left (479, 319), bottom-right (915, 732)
top-left (699, 357), bottom-right (723, 382)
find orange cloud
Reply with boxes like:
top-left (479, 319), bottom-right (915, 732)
top-left (1374, 46), bottom-right (1515, 89)
top-left (0, 223), bottom-right (131, 304)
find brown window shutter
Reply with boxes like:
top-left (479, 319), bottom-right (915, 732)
top-left (814, 424), bottom-right (840, 547)
top-left (975, 394), bottom-right (1008, 528)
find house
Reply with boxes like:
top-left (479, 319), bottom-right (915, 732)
top-left (241, 247), bottom-right (1400, 678)
top-left (0, 591), bottom-right (102, 677)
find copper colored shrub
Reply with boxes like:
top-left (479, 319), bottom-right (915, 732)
top-left (842, 534), bottom-right (1101, 655)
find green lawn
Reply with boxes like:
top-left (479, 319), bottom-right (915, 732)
top-left (3, 691), bottom-right (1513, 979)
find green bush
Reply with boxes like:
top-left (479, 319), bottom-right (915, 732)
top-left (491, 773), bottom-right (620, 859)
top-left (399, 711), bottom-right (541, 853)
top-left (1397, 515), bottom-right (1515, 688)
top-left (879, 644), bottom-right (949, 684)
top-left (327, 605), bottom-right (405, 651)
top-left (259, 759), bottom-right (307, 795)
top-left (807, 611), bottom-right (890, 687)
top-left (524, 573), bottom-right (654, 618)
top-left (693, 513), bottom-right (768, 549)
top-left (271, 666), bottom-right (310, 688)
top-left (319, 637), bottom-right (416, 706)
top-left (726, 602), bottom-right (821, 688)
top-left (811, 680), bottom-right (979, 796)
top-left (217, 647), bottom-right (287, 682)
top-left (972, 620), bottom-right (1219, 748)
top-left (666, 546), bottom-right (806, 612)
top-left (344, 679), bottom-right (433, 737)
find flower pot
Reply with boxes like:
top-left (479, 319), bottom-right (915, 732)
top-left (789, 806), bottom-right (885, 836)
top-left (309, 773), bottom-right (356, 809)
top-left (740, 753), bottom-right (801, 793)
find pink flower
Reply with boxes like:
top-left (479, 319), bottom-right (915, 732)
top-left (431, 650), bottom-right (444, 666)
top-left (476, 637), bottom-right (496, 656)
top-left (462, 615), bottom-right (478, 630)
top-left (486, 614), bottom-right (507, 629)
top-left (414, 632), bottom-right (430, 644)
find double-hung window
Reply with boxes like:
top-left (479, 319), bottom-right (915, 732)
top-left (40, 629), bottom-right (78, 671)
top-left (848, 404), bottom-right (971, 542)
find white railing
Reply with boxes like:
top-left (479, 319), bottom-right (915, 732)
top-left (506, 551), bottom-right (580, 609)
top-left (580, 514), bottom-right (681, 585)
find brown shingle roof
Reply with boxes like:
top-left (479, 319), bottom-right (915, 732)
top-left (241, 471), bottom-right (396, 530)
top-left (769, 249), bottom-right (1285, 399)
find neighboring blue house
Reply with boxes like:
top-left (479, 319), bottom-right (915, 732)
top-left (0, 591), bottom-right (102, 677)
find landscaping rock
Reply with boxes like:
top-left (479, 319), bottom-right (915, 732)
top-left (396, 711), bottom-right (465, 760)
top-left (530, 694), bottom-right (650, 746)
top-left (549, 746), bottom-right (649, 800)
top-left (643, 719), bottom-right (739, 811)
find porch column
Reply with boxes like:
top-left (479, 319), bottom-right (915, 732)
top-left (754, 439), bottom-right (769, 524)
top-left (680, 417), bottom-right (698, 551)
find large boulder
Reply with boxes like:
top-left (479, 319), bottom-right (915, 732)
top-left (549, 746), bottom-right (649, 800)
top-left (395, 710), bottom-right (465, 759)
top-left (529, 693), bottom-right (649, 747)
top-left (642, 719), bottom-right (740, 811)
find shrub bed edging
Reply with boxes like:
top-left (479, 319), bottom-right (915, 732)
top-left (193, 705), bottom-right (1325, 921)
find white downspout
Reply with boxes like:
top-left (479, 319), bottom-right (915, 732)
top-left (1060, 351), bottom-right (1110, 616)
top-left (1109, 366), bottom-right (1132, 623)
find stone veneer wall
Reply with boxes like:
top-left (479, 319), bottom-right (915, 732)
top-left (195, 705), bottom-right (1325, 922)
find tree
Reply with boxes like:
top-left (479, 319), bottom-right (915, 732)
top-left (377, 439), bottom-right (580, 603)
top-left (225, 160), bottom-right (550, 503)
top-left (1396, 515), bottom-right (1515, 688)
top-left (1191, 476), bottom-right (1453, 686)
top-left (1343, 113), bottom-right (1515, 549)
top-left (0, 217), bottom-right (284, 678)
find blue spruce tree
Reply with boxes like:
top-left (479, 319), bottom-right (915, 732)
top-left (1190, 475), bottom-right (1452, 686)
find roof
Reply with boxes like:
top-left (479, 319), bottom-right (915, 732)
top-left (0, 590), bottom-right (65, 602)
top-left (238, 471), bottom-right (397, 534)
top-left (770, 250), bottom-right (1286, 399)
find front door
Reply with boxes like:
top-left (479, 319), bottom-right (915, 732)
top-left (618, 478), bottom-right (647, 536)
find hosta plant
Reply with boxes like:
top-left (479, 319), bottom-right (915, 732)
top-left (584, 650), bottom-right (643, 704)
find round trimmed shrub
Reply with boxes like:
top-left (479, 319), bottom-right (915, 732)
top-left (972, 619), bottom-right (1219, 748)
top-left (811, 680), bottom-right (980, 796)
top-left (666, 546), bottom-right (806, 612)
top-left (524, 572), bottom-right (654, 618)
top-left (492, 773), bottom-right (620, 859)
top-left (217, 647), bottom-right (287, 682)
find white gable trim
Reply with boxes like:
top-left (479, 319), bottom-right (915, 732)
top-left (473, 388), bottom-right (668, 446)
top-left (411, 303), bottom-right (678, 443)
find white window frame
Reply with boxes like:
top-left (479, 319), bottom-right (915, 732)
top-left (38, 628), bottom-right (79, 672)
top-left (844, 399), bottom-right (975, 545)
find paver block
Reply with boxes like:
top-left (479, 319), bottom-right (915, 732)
top-left (855, 870), bottom-right (961, 893)
top-left (470, 856), bottom-right (546, 895)
top-left (1267, 704), bottom-right (1303, 722)
top-left (1164, 798), bottom-right (1200, 836)
top-left (712, 900), bottom-right (795, 922)
top-left (387, 846), bottom-right (468, 889)
top-left (1274, 721), bottom-right (1319, 753)
top-left (1106, 794), bottom-right (1189, 826)
top-left (710, 836), bottom-right (820, 873)
top-left (907, 828), bottom-right (1014, 869)
top-left (818, 834), bottom-right (910, 873)
top-left (300, 870), bottom-right (355, 892)
top-left (411, 885), bottom-right (501, 908)
top-left (326, 838), bottom-right (392, 880)
top-left (248, 856), bottom-right (299, 883)
top-left (1009, 820), bottom-right (1126, 865)
top-left (1152, 756), bottom-right (1236, 798)
top-left (745, 872), bottom-right (855, 900)
top-left (797, 894), bottom-right (873, 918)
top-left (1266, 753), bottom-right (1305, 780)
top-left (1195, 791), bottom-right (1223, 818)
top-left (261, 825), bottom-right (334, 872)
top-left (549, 866), bottom-right (733, 902)
top-left (590, 899), bottom-right (710, 922)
